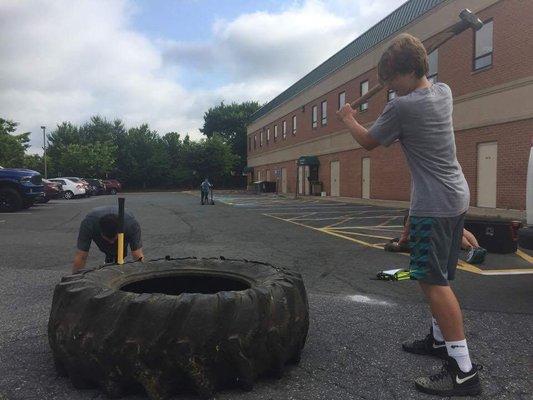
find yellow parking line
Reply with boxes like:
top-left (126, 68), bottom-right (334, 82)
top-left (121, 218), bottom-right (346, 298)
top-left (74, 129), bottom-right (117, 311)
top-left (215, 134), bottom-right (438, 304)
top-left (323, 216), bottom-right (355, 229)
top-left (515, 249), bottom-right (533, 264)
top-left (264, 213), bottom-right (533, 276)
top-left (378, 216), bottom-right (401, 226)
top-left (288, 212), bottom-right (318, 221)
top-left (324, 228), bottom-right (394, 241)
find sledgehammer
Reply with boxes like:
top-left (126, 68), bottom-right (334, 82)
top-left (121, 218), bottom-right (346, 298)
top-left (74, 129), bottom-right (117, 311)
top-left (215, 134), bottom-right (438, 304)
top-left (350, 9), bottom-right (484, 109)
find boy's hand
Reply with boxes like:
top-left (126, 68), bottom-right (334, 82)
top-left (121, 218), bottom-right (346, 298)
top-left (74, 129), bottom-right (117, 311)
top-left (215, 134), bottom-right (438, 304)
top-left (336, 103), bottom-right (358, 123)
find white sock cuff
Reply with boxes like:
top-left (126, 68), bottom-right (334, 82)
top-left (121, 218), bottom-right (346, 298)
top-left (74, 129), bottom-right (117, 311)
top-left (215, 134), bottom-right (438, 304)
top-left (446, 339), bottom-right (469, 357)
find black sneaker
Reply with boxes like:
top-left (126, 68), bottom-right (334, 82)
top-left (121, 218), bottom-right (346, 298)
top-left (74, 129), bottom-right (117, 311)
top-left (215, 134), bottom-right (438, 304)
top-left (415, 356), bottom-right (482, 396)
top-left (402, 329), bottom-right (447, 359)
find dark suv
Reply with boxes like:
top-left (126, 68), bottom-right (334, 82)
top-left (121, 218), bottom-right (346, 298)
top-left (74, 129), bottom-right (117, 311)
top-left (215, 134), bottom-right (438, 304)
top-left (0, 166), bottom-right (44, 212)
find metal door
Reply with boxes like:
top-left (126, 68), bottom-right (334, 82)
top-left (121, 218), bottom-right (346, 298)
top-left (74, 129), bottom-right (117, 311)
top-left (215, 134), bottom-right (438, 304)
top-left (330, 161), bottom-right (340, 196)
top-left (477, 142), bottom-right (497, 208)
top-left (362, 157), bottom-right (370, 199)
top-left (281, 168), bottom-right (287, 193)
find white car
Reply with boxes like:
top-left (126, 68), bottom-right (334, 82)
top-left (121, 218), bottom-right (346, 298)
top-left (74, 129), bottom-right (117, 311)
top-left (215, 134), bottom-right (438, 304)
top-left (48, 178), bottom-right (86, 199)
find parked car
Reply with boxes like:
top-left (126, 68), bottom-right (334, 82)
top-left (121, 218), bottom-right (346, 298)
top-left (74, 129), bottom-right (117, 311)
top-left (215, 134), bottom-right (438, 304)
top-left (0, 166), bottom-right (44, 212)
top-left (48, 178), bottom-right (86, 199)
top-left (38, 179), bottom-right (63, 203)
top-left (104, 179), bottom-right (122, 195)
top-left (85, 178), bottom-right (106, 195)
top-left (63, 177), bottom-right (92, 196)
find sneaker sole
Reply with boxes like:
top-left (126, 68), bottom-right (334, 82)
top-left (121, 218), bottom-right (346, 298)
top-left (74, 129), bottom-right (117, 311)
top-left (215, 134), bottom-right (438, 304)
top-left (415, 381), bottom-right (481, 396)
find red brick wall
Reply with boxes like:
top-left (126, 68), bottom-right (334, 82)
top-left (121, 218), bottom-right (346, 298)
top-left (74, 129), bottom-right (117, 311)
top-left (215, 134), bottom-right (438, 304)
top-left (456, 119), bottom-right (531, 210)
top-left (248, 0), bottom-right (532, 209)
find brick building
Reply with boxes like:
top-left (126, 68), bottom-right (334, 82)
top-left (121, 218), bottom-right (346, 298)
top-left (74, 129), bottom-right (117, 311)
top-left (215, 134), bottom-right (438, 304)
top-left (246, 0), bottom-right (532, 210)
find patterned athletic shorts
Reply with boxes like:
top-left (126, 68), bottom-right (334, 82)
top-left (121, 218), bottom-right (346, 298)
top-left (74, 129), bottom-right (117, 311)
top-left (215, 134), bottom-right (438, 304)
top-left (409, 213), bottom-right (465, 286)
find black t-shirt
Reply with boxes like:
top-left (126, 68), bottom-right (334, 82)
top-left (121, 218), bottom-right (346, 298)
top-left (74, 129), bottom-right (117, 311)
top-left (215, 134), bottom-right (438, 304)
top-left (77, 206), bottom-right (142, 257)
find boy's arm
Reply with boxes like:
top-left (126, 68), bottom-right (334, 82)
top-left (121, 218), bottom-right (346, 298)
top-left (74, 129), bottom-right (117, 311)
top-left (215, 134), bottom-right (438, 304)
top-left (337, 105), bottom-right (380, 151)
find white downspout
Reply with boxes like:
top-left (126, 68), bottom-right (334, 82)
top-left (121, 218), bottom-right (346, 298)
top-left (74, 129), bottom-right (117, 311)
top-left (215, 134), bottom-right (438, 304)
top-left (527, 138), bottom-right (533, 225)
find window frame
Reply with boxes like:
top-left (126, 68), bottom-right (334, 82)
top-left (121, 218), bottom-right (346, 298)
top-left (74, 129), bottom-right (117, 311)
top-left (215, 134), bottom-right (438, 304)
top-left (253, 135), bottom-right (257, 150)
top-left (321, 100), bottom-right (327, 126)
top-left (427, 49), bottom-right (438, 83)
top-left (338, 91), bottom-right (346, 110)
top-left (473, 19), bottom-right (493, 71)
top-left (266, 128), bottom-right (270, 143)
top-left (282, 120), bottom-right (287, 139)
top-left (292, 115), bottom-right (297, 135)
top-left (359, 80), bottom-right (369, 112)
top-left (312, 105), bottom-right (318, 128)
top-left (260, 130), bottom-right (263, 147)
top-left (274, 124), bottom-right (278, 141)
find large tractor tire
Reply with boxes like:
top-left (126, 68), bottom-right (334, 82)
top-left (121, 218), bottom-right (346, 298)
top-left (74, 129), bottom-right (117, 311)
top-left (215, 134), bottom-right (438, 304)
top-left (48, 257), bottom-right (309, 399)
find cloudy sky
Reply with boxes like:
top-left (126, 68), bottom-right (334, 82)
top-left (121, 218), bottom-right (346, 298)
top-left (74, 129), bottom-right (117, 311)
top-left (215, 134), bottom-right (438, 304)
top-left (0, 0), bottom-right (406, 153)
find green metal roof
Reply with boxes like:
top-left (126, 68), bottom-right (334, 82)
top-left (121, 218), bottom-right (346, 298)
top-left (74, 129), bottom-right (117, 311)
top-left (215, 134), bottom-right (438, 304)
top-left (249, 0), bottom-right (446, 123)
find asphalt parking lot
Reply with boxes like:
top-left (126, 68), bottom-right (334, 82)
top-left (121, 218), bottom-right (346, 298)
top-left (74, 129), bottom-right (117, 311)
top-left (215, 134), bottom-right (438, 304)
top-left (0, 192), bottom-right (531, 400)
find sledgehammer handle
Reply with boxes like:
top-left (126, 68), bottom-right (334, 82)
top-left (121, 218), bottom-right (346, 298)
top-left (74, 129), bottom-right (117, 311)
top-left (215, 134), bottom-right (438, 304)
top-left (117, 197), bottom-right (125, 265)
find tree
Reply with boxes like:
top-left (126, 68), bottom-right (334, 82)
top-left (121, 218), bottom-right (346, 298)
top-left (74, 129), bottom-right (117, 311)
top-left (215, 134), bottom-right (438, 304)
top-left (0, 118), bottom-right (30, 167)
top-left (117, 124), bottom-right (170, 188)
top-left (200, 101), bottom-right (261, 172)
top-left (22, 154), bottom-right (44, 174)
top-left (52, 143), bottom-right (116, 177)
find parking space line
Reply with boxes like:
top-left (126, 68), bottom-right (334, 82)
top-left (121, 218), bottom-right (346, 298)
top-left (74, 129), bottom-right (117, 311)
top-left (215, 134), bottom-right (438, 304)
top-left (324, 228), bottom-right (394, 241)
top-left (378, 216), bottom-right (402, 226)
top-left (515, 249), bottom-right (533, 264)
top-left (288, 212), bottom-right (318, 221)
top-left (323, 216), bottom-right (356, 229)
top-left (264, 212), bottom-right (533, 276)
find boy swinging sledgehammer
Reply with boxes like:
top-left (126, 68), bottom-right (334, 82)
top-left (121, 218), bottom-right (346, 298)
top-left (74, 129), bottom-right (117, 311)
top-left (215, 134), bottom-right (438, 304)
top-left (337, 34), bottom-right (482, 396)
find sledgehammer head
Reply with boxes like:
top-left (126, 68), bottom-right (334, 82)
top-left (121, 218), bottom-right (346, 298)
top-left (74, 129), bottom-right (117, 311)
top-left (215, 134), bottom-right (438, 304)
top-left (459, 9), bottom-right (483, 31)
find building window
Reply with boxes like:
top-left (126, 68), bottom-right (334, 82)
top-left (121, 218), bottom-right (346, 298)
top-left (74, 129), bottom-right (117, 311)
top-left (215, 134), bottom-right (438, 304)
top-left (360, 80), bottom-right (369, 111)
top-left (312, 105), bottom-right (318, 128)
top-left (321, 100), bottom-right (327, 125)
top-left (474, 20), bottom-right (493, 71)
top-left (387, 90), bottom-right (396, 102)
top-left (253, 135), bottom-right (257, 149)
top-left (274, 125), bottom-right (278, 141)
top-left (248, 137), bottom-right (251, 151)
top-left (260, 130), bottom-right (263, 147)
top-left (338, 91), bottom-right (346, 110)
top-left (282, 120), bottom-right (287, 139)
top-left (267, 128), bottom-right (270, 143)
top-left (292, 115), bottom-right (297, 135)
top-left (427, 50), bottom-right (438, 83)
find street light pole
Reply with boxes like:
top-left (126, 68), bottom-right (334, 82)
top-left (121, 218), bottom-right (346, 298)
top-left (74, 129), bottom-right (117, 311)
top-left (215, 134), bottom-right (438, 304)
top-left (41, 126), bottom-right (47, 178)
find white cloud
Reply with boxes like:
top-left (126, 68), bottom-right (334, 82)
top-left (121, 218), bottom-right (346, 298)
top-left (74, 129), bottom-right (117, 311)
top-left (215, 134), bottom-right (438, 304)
top-left (0, 0), bottom-right (407, 154)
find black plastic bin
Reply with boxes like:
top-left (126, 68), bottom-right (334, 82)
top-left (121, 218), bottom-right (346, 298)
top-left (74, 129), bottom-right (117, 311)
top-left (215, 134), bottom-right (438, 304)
top-left (253, 181), bottom-right (277, 193)
top-left (464, 219), bottom-right (523, 254)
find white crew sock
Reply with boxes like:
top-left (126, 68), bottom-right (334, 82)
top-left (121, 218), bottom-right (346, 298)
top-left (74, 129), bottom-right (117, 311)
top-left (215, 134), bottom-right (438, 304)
top-left (446, 339), bottom-right (473, 373)
top-left (432, 317), bottom-right (444, 342)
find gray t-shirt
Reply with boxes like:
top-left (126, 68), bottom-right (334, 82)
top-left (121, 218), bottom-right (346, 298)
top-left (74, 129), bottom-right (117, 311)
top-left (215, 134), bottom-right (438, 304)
top-left (77, 206), bottom-right (142, 256)
top-left (369, 83), bottom-right (469, 217)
